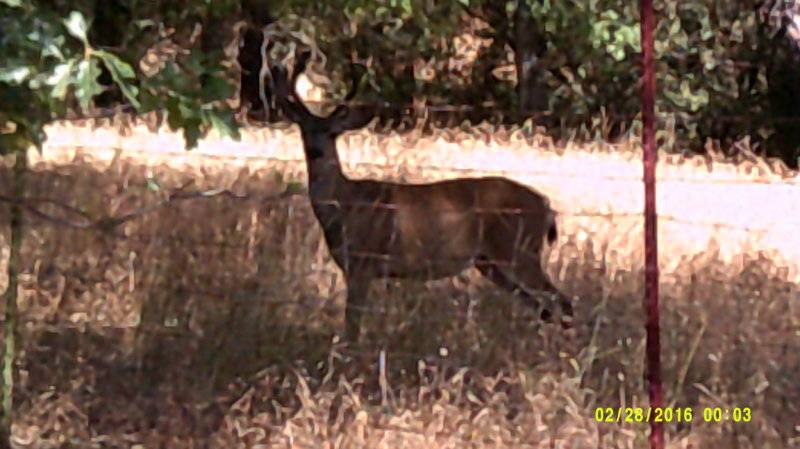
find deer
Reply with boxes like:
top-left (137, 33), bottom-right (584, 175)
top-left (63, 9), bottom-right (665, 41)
top-left (269, 51), bottom-right (573, 342)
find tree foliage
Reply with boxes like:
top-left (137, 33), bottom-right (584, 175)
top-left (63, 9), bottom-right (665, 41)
top-left (257, 0), bottom-right (799, 165)
top-left (0, 0), bottom-right (241, 152)
top-left (2, 0), bottom-right (799, 164)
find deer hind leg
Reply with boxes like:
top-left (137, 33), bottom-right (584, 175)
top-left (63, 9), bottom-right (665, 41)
top-left (344, 276), bottom-right (371, 342)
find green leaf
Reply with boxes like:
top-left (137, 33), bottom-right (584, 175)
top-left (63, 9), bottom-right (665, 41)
top-left (609, 45), bottom-right (625, 62)
top-left (182, 120), bottom-right (202, 149)
top-left (64, 11), bottom-right (90, 47)
top-left (134, 19), bottom-right (157, 29)
top-left (43, 37), bottom-right (66, 61)
top-left (146, 177), bottom-right (161, 192)
top-left (94, 50), bottom-right (134, 79)
top-left (139, 90), bottom-right (160, 113)
top-left (0, 0), bottom-right (22, 7)
top-left (400, 0), bottom-right (412, 15)
top-left (178, 101), bottom-right (199, 119)
top-left (160, 62), bottom-right (192, 93)
top-left (47, 60), bottom-right (76, 100)
top-left (0, 67), bottom-right (31, 84)
top-left (94, 50), bottom-right (140, 108)
top-left (669, 18), bottom-right (681, 37)
top-left (200, 75), bottom-right (234, 102)
top-left (166, 98), bottom-right (183, 130)
top-left (206, 109), bottom-right (240, 140)
top-left (74, 58), bottom-right (103, 112)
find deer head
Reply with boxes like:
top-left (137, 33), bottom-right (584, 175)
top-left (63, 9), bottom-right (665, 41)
top-left (269, 51), bottom-right (375, 163)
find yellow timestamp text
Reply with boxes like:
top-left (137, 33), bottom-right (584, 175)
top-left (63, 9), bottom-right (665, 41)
top-left (594, 407), bottom-right (753, 423)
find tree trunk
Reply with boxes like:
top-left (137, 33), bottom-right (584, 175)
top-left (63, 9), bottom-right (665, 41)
top-left (237, 2), bottom-right (276, 121)
top-left (513, 0), bottom-right (547, 120)
top-left (1, 150), bottom-right (26, 448)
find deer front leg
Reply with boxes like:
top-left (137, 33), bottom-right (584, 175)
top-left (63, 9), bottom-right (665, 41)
top-left (344, 275), bottom-right (371, 342)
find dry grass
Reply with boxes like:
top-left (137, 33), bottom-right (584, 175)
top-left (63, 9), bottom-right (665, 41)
top-left (0, 120), bottom-right (798, 448)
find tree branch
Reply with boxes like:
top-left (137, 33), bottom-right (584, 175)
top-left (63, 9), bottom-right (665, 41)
top-left (0, 183), bottom-right (303, 236)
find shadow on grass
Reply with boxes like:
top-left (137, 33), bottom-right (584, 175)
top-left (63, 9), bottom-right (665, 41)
top-left (3, 158), bottom-right (799, 447)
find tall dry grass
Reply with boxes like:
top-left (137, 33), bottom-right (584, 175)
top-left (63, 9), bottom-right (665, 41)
top-left (0, 120), bottom-right (797, 448)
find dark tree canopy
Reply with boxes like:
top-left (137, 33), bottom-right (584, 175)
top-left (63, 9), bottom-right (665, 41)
top-left (2, 0), bottom-right (799, 165)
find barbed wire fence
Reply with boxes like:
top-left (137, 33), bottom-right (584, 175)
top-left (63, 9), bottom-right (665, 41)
top-left (1, 127), bottom-right (799, 445)
top-left (2, 150), bottom-right (797, 321)
top-left (2, 169), bottom-right (796, 354)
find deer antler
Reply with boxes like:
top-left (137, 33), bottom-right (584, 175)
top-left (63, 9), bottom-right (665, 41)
top-left (271, 48), bottom-right (374, 130)
top-left (291, 49), bottom-right (311, 88)
top-left (343, 62), bottom-right (365, 103)
top-left (269, 50), bottom-right (314, 122)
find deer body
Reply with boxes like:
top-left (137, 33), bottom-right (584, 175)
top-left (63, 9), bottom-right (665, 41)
top-left (272, 55), bottom-right (572, 341)
top-left (310, 175), bottom-right (554, 279)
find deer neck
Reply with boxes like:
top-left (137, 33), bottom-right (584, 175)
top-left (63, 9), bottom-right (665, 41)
top-left (306, 152), bottom-right (349, 201)
top-left (305, 151), bottom-right (352, 261)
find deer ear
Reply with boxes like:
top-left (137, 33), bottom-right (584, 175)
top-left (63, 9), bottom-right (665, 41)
top-left (329, 106), bottom-right (375, 133)
top-left (281, 97), bottom-right (307, 123)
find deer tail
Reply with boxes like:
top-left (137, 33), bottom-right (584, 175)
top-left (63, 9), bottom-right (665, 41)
top-left (546, 210), bottom-right (558, 244)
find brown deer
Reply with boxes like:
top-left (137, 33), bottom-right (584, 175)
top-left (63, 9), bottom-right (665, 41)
top-left (269, 52), bottom-right (572, 342)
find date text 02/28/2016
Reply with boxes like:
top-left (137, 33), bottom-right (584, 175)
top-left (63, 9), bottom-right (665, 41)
top-left (594, 407), bottom-right (752, 423)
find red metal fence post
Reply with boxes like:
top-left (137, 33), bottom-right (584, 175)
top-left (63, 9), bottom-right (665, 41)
top-left (639, 0), bottom-right (665, 448)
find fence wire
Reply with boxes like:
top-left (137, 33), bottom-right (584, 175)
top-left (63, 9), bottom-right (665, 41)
top-left (1, 120), bottom-right (799, 448)
top-left (1, 173), bottom-right (796, 343)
